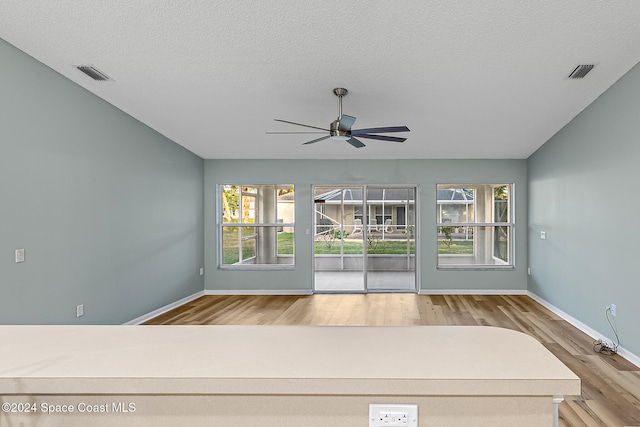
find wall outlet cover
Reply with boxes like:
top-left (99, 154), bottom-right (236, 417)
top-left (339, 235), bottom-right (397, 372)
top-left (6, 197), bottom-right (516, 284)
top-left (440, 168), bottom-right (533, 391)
top-left (369, 404), bottom-right (418, 427)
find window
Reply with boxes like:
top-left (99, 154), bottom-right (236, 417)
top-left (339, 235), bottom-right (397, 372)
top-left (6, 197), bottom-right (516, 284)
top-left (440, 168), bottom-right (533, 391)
top-left (220, 185), bottom-right (294, 268)
top-left (437, 184), bottom-right (513, 268)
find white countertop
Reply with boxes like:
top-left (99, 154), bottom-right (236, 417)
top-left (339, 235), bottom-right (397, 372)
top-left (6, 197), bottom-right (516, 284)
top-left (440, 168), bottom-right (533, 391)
top-left (0, 325), bottom-right (580, 396)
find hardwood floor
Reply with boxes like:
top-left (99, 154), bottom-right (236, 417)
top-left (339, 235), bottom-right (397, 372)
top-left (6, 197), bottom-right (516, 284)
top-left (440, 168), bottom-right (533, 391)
top-left (146, 294), bottom-right (640, 427)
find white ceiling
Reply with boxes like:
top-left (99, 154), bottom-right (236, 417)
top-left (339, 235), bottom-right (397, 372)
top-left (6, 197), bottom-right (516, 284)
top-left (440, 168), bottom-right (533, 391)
top-left (1, 1), bottom-right (640, 160)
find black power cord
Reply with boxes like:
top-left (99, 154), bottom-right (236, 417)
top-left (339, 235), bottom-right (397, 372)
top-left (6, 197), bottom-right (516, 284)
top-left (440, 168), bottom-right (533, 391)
top-left (593, 307), bottom-right (620, 356)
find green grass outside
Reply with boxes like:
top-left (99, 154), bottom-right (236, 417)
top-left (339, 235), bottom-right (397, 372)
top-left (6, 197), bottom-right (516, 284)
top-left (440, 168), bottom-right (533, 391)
top-left (223, 229), bottom-right (294, 264)
top-left (438, 240), bottom-right (474, 255)
top-left (277, 232), bottom-right (294, 254)
top-left (314, 238), bottom-right (414, 255)
top-left (223, 229), bottom-right (472, 263)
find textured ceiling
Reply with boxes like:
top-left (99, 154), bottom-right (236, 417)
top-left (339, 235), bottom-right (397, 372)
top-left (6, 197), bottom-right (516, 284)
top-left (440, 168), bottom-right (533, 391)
top-left (1, 1), bottom-right (640, 159)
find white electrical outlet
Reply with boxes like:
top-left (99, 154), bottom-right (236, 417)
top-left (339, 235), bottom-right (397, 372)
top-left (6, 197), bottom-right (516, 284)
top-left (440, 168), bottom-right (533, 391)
top-left (200, 267), bottom-right (204, 276)
top-left (540, 231), bottom-right (546, 240)
top-left (369, 404), bottom-right (418, 427)
top-left (610, 304), bottom-right (616, 317)
top-left (76, 304), bottom-right (84, 318)
top-left (15, 248), bottom-right (25, 263)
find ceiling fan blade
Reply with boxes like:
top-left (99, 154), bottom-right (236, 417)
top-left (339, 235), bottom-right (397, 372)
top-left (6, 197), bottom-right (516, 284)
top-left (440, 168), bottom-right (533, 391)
top-left (302, 136), bottom-right (331, 145)
top-left (274, 119), bottom-right (329, 132)
top-left (266, 131), bottom-right (327, 134)
top-left (338, 115), bottom-right (356, 131)
top-left (356, 134), bottom-right (407, 143)
top-left (351, 126), bottom-right (410, 135)
top-left (346, 137), bottom-right (365, 148)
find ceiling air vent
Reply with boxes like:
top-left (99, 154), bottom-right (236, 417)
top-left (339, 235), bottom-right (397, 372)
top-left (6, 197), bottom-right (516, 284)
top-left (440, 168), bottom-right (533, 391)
top-left (76, 65), bottom-right (111, 81)
top-left (568, 64), bottom-right (595, 79)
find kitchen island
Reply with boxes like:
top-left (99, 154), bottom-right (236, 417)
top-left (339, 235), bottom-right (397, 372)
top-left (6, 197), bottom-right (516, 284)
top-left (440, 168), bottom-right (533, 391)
top-left (0, 325), bottom-right (580, 426)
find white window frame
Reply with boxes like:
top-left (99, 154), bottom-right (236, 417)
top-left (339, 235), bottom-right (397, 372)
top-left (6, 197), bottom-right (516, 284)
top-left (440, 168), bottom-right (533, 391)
top-left (436, 184), bottom-right (514, 270)
top-left (219, 184), bottom-right (295, 270)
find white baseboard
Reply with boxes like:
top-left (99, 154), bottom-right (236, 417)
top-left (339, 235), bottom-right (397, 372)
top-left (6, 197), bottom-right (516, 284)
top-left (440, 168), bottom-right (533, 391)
top-left (205, 289), bottom-right (313, 295)
top-left (527, 291), bottom-right (640, 368)
top-left (419, 289), bottom-right (527, 295)
top-left (124, 290), bottom-right (205, 325)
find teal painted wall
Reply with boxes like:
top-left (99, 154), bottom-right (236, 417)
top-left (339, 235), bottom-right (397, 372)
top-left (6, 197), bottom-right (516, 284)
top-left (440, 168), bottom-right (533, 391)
top-left (204, 159), bottom-right (528, 293)
top-left (528, 63), bottom-right (640, 356)
top-left (0, 39), bottom-right (204, 324)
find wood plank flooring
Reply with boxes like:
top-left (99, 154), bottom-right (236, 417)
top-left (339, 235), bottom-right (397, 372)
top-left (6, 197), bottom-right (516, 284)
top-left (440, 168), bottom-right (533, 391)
top-left (145, 294), bottom-right (640, 427)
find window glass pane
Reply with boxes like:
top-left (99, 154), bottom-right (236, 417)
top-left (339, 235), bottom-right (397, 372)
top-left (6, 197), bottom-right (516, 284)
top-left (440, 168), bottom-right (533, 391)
top-left (438, 225), bottom-right (474, 255)
top-left (241, 227), bottom-right (256, 263)
top-left (494, 185), bottom-right (509, 222)
top-left (241, 187), bottom-right (256, 223)
top-left (438, 226), bottom-right (510, 266)
top-left (221, 185), bottom-right (239, 222)
top-left (494, 226), bottom-right (509, 263)
top-left (437, 187), bottom-right (474, 223)
top-left (277, 186), bottom-right (295, 231)
top-left (221, 226), bottom-right (240, 265)
top-left (277, 228), bottom-right (294, 257)
top-left (408, 195), bottom-right (415, 240)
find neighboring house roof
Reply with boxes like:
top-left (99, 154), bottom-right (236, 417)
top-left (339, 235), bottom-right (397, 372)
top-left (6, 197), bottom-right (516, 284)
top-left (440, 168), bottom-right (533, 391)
top-left (437, 188), bottom-right (474, 202)
top-left (314, 188), bottom-right (415, 203)
top-left (314, 188), bottom-right (473, 203)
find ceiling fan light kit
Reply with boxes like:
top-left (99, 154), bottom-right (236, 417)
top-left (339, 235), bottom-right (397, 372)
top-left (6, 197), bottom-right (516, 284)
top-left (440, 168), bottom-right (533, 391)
top-left (329, 120), bottom-right (351, 141)
top-left (270, 88), bottom-right (410, 148)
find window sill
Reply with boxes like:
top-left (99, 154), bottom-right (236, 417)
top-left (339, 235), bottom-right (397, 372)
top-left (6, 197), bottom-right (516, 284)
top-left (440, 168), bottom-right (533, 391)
top-left (436, 265), bottom-right (514, 271)
top-left (219, 265), bottom-right (295, 271)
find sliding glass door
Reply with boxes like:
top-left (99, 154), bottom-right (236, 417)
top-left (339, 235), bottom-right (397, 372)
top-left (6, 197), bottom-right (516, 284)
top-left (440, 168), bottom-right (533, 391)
top-left (313, 185), bottom-right (417, 293)
top-left (312, 186), bottom-right (365, 292)
top-left (366, 187), bottom-right (416, 291)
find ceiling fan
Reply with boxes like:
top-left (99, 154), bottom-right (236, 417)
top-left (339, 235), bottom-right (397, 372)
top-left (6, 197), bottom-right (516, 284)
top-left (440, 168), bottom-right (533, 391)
top-left (267, 88), bottom-right (410, 148)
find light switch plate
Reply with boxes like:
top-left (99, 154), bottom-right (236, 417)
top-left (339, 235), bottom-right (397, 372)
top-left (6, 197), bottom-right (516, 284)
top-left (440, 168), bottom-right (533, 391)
top-left (15, 248), bottom-right (25, 263)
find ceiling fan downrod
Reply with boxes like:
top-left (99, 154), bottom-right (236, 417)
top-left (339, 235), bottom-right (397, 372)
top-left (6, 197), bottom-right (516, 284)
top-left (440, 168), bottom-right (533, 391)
top-left (333, 87), bottom-right (348, 118)
top-left (330, 88), bottom-right (351, 140)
